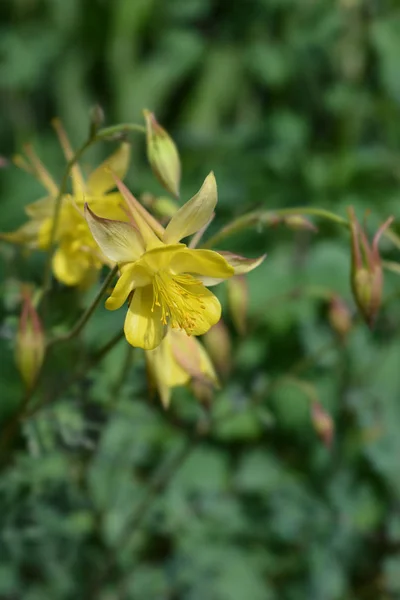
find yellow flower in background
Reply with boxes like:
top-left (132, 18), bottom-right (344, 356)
top-left (146, 329), bottom-right (219, 408)
top-left (85, 172), bottom-right (265, 350)
top-left (1, 120), bottom-right (131, 287)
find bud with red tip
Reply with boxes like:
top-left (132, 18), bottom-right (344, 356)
top-left (310, 402), bottom-right (334, 448)
top-left (143, 109), bottom-right (181, 199)
top-left (283, 215), bottom-right (317, 233)
top-left (15, 287), bottom-right (45, 390)
top-left (202, 320), bottom-right (232, 379)
top-left (328, 294), bottom-right (352, 340)
top-left (348, 207), bottom-right (393, 327)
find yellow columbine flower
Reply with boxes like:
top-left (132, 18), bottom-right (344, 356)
top-left (146, 329), bottom-right (218, 408)
top-left (1, 120), bottom-right (131, 287)
top-left (85, 172), bottom-right (265, 350)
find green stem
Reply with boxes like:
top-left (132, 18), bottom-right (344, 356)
top-left (47, 265), bottom-right (118, 348)
top-left (96, 123), bottom-right (146, 138)
top-left (25, 329), bottom-right (125, 420)
top-left (203, 207), bottom-right (348, 249)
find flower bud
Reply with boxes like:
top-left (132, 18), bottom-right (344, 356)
top-left (283, 215), bottom-right (317, 232)
top-left (227, 275), bottom-right (248, 335)
top-left (348, 207), bottom-right (393, 327)
top-left (15, 288), bottom-right (45, 390)
top-left (89, 104), bottom-right (105, 137)
top-left (139, 194), bottom-right (179, 224)
top-left (328, 295), bottom-right (352, 340)
top-left (310, 402), bottom-right (334, 448)
top-left (143, 109), bottom-right (181, 199)
top-left (202, 320), bottom-right (232, 379)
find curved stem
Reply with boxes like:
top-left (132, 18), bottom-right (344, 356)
top-left (96, 123), bottom-right (146, 138)
top-left (47, 265), bottom-right (118, 348)
top-left (202, 207), bottom-right (349, 249)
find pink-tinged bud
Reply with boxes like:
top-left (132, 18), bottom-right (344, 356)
top-left (202, 320), bottom-right (232, 379)
top-left (348, 207), bottom-right (394, 328)
top-left (227, 275), bottom-right (248, 335)
top-left (328, 295), bottom-right (352, 340)
top-left (260, 213), bottom-right (281, 228)
top-left (283, 215), bottom-right (317, 233)
top-left (191, 378), bottom-right (214, 407)
top-left (310, 402), bottom-right (334, 448)
top-left (143, 109), bottom-right (181, 199)
top-left (15, 288), bottom-right (45, 390)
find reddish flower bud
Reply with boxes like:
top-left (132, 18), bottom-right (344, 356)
top-left (328, 295), bottom-right (352, 340)
top-left (15, 287), bottom-right (45, 390)
top-left (202, 320), bottom-right (232, 379)
top-left (143, 109), bottom-right (181, 199)
top-left (311, 402), bottom-right (334, 448)
top-left (283, 215), bottom-right (317, 233)
top-left (348, 207), bottom-right (393, 327)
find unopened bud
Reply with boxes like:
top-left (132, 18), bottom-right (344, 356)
top-left (328, 295), bottom-right (352, 340)
top-left (191, 378), bottom-right (214, 407)
top-left (348, 207), bottom-right (393, 327)
top-left (311, 402), bottom-right (334, 448)
top-left (143, 109), bottom-right (181, 199)
top-left (227, 275), bottom-right (248, 335)
top-left (202, 320), bottom-right (232, 379)
top-left (89, 104), bottom-right (105, 137)
top-left (153, 196), bottom-right (179, 220)
top-left (15, 288), bottom-right (45, 390)
top-left (283, 215), bottom-right (317, 232)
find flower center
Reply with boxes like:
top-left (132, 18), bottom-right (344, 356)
top-left (152, 271), bottom-right (206, 333)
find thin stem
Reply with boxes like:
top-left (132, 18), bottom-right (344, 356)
top-left (203, 207), bottom-right (349, 249)
top-left (97, 123), bottom-right (146, 137)
top-left (109, 345), bottom-right (135, 407)
top-left (25, 329), bottom-right (125, 420)
top-left (47, 265), bottom-right (118, 348)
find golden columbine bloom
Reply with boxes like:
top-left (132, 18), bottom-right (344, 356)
top-left (85, 171), bottom-right (265, 350)
top-left (146, 329), bottom-right (219, 408)
top-left (1, 120), bottom-right (131, 287)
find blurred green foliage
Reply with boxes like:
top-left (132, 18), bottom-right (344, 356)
top-left (2, 0), bottom-right (400, 598)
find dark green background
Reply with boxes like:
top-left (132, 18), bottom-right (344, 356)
top-left (1, 0), bottom-right (400, 598)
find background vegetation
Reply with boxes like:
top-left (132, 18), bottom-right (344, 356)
top-left (1, 0), bottom-right (400, 598)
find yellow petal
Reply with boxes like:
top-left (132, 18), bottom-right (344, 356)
top-left (105, 264), bottom-right (151, 311)
top-left (138, 244), bottom-right (185, 273)
top-left (217, 251), bottom-right (267, 275)
top-left (112, 175), bottom-right (165, 246)
top-left (87, 143), bottom-right (131, 196)
top-left (52, 247), bottom-right (92, 286)
top-left (25, 196), bottom-right (54, 219)
top-left (0, 221), bottom-right (41, 247)
top-left (146, 333), bottom-right (190, 408)
top-left (52, 118), bottom-right (86, 198)
top-left (181, 284), bottom-right (221, 336)
top-left (163, 172), bottom-right (217, 244)
top-left (124, 286), bottom-right (166, 350)
top-left (84, 204), bottom-right (144, 263)
top-left (23, 145), bottom-right (59, 196)
top-left (170, 248), bottom-right (234, 279)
